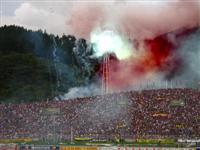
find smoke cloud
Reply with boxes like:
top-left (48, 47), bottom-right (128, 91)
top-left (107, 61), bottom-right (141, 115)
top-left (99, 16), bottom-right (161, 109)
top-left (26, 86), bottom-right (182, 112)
top-left (64, 0), bottom-right (200, 95)
top-left (2, 0), bottom-right (200, 100)
top-left (66, 0), bottom-right (199, 39)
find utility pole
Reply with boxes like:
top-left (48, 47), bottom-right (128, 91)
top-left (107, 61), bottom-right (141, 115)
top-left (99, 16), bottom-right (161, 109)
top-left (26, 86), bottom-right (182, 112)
top-left (70, 126), bottom-right (73, 144)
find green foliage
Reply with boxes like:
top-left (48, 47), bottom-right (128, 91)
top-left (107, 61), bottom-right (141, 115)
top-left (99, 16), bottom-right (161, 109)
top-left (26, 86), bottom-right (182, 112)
top-left (0, 53), bottom-right (54, 102)
top-left (0, 25), bottom-right (99, 103)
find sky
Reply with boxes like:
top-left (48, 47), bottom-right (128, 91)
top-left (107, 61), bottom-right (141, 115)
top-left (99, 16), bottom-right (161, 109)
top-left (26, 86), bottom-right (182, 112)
top-left (1, 0), bottom-right (199, 37)
top-left (1, 0), bottom-right (72, 35)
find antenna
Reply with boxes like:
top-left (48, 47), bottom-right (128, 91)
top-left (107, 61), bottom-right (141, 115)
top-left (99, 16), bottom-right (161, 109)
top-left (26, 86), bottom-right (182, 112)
top-left (102, 53), bottom-right (110, 95)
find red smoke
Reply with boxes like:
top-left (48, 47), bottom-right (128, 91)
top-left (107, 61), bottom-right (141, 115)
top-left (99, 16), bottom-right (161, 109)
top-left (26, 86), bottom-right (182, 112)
top-left (145, 36), bottom-right (175, 69)
top-left (66, 0), bottom-right (199, 90)
top-left (103, 35), bottom-right (182, 90)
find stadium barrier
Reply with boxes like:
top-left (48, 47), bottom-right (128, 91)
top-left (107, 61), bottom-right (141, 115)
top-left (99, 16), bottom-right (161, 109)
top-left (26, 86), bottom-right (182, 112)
top-left (59, 146), bottom-right (98, 150)
top-left (0, 138), bottom-right (32, 144)
top-left (0, 144), bottom-right (18, 150)
top-left (0, 145), bottom-right (198, 150)
top-left (22, 145), bottom-right (51, 150)
top-left (98, 147), bottom-right (196, 150)
top-left (19, 145), bottom-right (59, 150)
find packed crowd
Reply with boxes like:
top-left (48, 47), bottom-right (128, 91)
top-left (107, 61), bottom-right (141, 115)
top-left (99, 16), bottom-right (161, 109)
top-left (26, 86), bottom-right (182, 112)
top-left (0, 88), bottom-right (200, 140)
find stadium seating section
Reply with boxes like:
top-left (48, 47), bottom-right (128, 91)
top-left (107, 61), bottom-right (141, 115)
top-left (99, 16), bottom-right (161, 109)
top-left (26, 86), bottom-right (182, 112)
top-left (0, 88), bottom-right (200, 141)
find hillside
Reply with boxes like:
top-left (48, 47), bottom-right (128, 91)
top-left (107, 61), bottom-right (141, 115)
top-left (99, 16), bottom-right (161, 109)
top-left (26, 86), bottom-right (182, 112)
top-left (0, 25), bottom-right (99, 103)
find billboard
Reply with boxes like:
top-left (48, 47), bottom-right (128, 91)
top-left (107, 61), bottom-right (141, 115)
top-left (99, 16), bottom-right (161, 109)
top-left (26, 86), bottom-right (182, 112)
top-left (42, 108), bottom-right (61, 115)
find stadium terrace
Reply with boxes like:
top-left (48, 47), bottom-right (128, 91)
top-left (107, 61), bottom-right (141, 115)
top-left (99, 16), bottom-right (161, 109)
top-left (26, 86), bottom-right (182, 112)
top-left (0, 88), bottom-right (200, 143)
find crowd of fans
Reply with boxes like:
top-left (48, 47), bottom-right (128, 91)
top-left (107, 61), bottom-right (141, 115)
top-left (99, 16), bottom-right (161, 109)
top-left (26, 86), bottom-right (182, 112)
top-left (0, 88), bottom-right (200, 141)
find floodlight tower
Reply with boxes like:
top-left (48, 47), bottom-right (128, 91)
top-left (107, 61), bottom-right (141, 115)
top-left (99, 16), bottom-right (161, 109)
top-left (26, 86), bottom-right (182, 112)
top-left (102, 53), bottom-right (110, 95)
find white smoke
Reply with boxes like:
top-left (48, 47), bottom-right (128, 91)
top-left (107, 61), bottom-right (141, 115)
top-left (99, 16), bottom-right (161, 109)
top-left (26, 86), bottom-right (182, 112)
top-left (174, 29), bottom-right (200, 84)
top-left (61, 84), bottom-right (101, 100)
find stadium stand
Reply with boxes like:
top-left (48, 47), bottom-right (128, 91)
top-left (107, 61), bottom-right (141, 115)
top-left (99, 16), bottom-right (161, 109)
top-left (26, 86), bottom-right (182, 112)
top-left (0, 88), bottom-right (200, 141)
